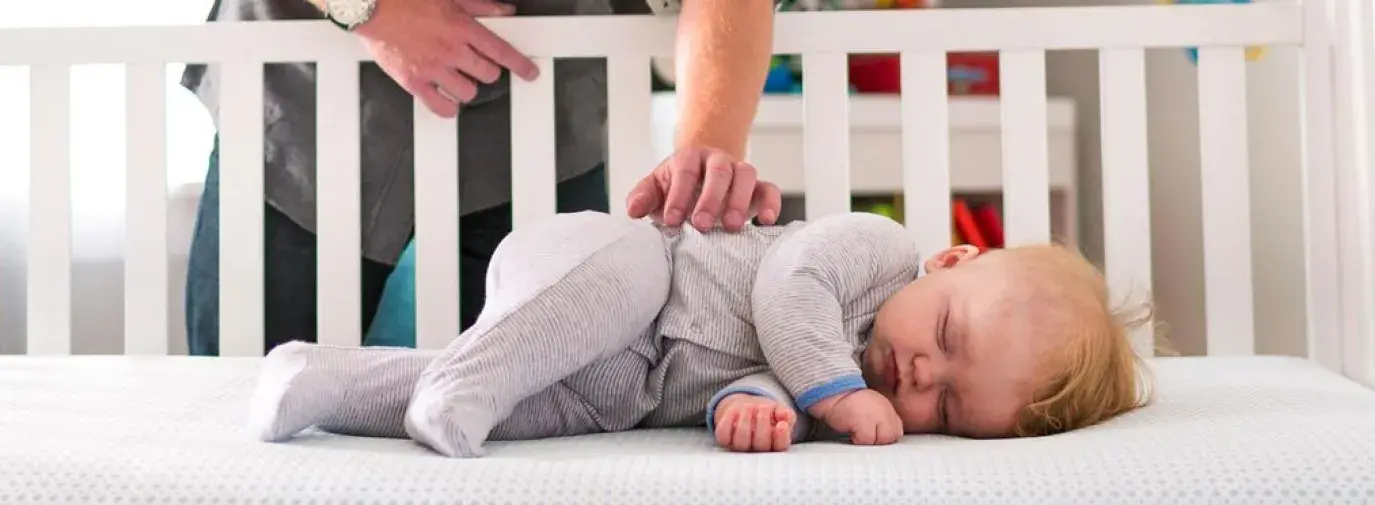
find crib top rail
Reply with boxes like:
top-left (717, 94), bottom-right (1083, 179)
top-left (0, 4), bottom-right (1299, 65)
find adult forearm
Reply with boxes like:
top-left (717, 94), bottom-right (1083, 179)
top-left (673, 0), bottom-right (775, 160)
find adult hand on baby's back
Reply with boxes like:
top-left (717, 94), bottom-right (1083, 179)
top-left (713, 394), bottom-right (796, 452)
top-left (354, 0), bottom-right (539, 118)
top-left (811, 389), bottom-right (903, 446)
top-left (626, 147), bottom-right (783, 233)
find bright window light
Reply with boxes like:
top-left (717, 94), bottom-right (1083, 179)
top-left (0, 0), bottom-right (218, 260)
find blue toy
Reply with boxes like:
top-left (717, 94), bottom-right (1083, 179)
top-left (763, 55), bottom-right (798, 93)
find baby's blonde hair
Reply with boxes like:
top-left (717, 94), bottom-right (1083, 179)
top-left (991, 243), bottom-right (1157, 437)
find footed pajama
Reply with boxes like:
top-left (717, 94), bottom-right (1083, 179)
top-left (248, 211), bottom-right (923, 457)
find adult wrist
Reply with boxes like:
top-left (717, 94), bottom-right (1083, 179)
top-left (322, 0), bottom-right (383, 33)
top-left (674, 132), bottom-right (746, 160)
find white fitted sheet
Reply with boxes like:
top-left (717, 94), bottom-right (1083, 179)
top-left (1, 354), bottom-right (1374, 504)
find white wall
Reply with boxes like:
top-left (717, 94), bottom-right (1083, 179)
top-left (0, 0), bottom-right (1310, 357)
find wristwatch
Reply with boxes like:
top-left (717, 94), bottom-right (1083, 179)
top-left (323, 0), bottom-right (378, 31)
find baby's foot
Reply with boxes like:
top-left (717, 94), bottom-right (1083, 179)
top-left (403, 375), bottom-right (499, 458)
top-left (246, 341), bottom-right (341, 442)
top-left (246, 342), bottom-right (435, 442)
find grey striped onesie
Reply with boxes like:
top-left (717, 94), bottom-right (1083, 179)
top-left (248, 211), bottom-right (924, 457)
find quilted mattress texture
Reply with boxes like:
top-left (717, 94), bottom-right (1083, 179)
top-left (1, 354), bottom-right (1374, 504)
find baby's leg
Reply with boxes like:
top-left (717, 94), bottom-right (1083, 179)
top-left (246, 342), bottom-right (438, 441)
top-left (404, 212), bottom-right (671, 458)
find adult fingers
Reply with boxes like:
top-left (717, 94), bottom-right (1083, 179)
top-left (661, 150), bottom-right (704, 227)
top-left (401, 73), bottom-right (460, 118)
top-left (446, 43), bottom-right (502, 84)
top-left (690, 150), bottom-right (737, 231)
top-left (429, 67), bottom-right (478, 104)
top-left (720, 161), bottom-right (758, 232)
top-left (625, 172), bottom-right (665, 220)
top-left (454, 0), bottom-right (516, 16)
top-left (461, 16), bottom-right (539, 80)
top-left (751, 181), bottom-right (782, 225)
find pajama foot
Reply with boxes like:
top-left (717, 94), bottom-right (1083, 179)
top-left (404, 381), bottom-right (496, 458)
top-left (245, 341), bottom-right (342, 442)
top-left (246, 341), bottom-right (433, 441)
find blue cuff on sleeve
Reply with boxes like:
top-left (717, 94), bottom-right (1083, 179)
top-left (705, 386), bottom-right (775, 431)
top-left (794, 374), bottom-right (867, 413)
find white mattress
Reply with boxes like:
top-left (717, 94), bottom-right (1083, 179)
top-left (2, 355), bottom-right (1373, 504)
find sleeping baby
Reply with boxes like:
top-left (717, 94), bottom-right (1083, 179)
top-left (246, 211), bottom-right (1150, 456)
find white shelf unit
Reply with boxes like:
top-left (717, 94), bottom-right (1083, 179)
top-left (649, 92), bottom-right (1080, 247)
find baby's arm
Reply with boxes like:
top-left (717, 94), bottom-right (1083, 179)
top-left (705, 371), bottom-right (810, 451)
top-left (751, 212), bottom-right (920, 440)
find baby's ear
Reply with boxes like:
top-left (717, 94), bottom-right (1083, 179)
top-left (923, 244), bottom-right (981, 273)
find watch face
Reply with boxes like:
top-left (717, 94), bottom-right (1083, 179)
top-left (326, 0), bottom-right (374, 26)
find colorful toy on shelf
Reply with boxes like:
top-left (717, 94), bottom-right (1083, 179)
top-left (763, 55), bottom-right (799, 93)
top-left (1157, 0), bottom-right (1266, 63)
top-left (774, 0), bottom-right (938, 95)
top-left (848, 55), bottom-right (901, 94)
top-left (947, 52), bottom-right (1000, 96)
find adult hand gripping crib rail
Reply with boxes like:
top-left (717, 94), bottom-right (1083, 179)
top-left (2, 2), bottom-right (1374, 503)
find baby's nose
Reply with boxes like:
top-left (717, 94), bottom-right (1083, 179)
top-left (911, 355), bottom-right (938, 391)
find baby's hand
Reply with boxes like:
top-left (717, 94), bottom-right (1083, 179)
top-left (810, 389), bottom-right (903, 446)
top-left (713, 394), bottom-right (797, 452)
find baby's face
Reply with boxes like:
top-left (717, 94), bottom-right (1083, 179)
top-left (861, 246), bottom-right (1069, 439)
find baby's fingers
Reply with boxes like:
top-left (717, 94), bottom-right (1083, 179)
top-left (731, 406), bottom-right (759, 450)
top-left (714, 408), bottom-right (740, 448)
top-left (878, 419), bottom-right (903, 445)
top-left (772, 405), bottom-right (796, 426)
top-left (771, 421), bottom-right (792, 451)
top-left (850, 422), bottom-right (880, 445)
top-left (751, 408), bottom-right (774, 451)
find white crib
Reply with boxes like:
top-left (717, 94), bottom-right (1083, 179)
top-left (2, 1), bottom-right (1375, 503)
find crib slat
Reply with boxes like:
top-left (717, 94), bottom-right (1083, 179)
top-left (412, 99), bottom-right (460, 350)
top-left (315, 60), bottom-right (362, 346)
top-left (1196, 46), bottom-right (1254, 355)
top-left (510, 57), bottom-right (557, 230)
top-left (801, 52), bottom-right (852, 219)
top-left (1098, 48), bottom-right (1155, 357)
top-left (27, 65), bottom-right (72, 356)
top-left (1299, 0), bottom-right (1341, 371)
top-left (123, 62), bottom-right (169, 356)
top-left (899, 51), bottom-right (952, 258)
top-left (1357, 0), bottom-right (1375, 386)
top-left (1332, 0), bottom-right (1375, 384)
top-left (999, 49), bottom-right (1052, 245)
top-left (606, 56), bottom-right (653, 218)
top-left (218, 61), bottom-right (266, 357)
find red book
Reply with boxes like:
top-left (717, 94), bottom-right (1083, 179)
top-left (972, 204), bottom-right (1005, 248)
top-left (952, 199), bottom-right (989, 250)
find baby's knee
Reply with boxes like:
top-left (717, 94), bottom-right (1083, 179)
top-left (496, 212), bottom-right (665, 267)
